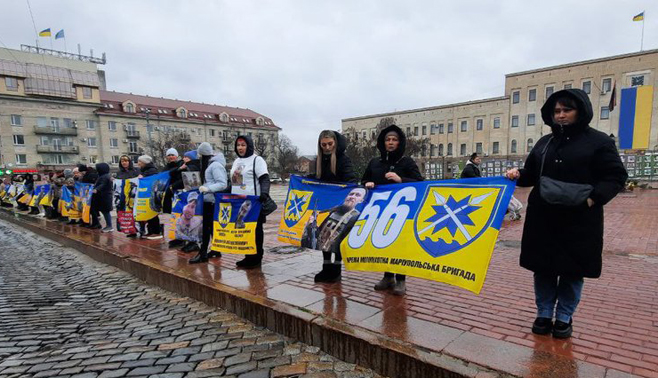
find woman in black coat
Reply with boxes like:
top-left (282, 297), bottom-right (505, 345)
top-left (307, 130), bottom-right (358, 283)
top-left (506, 89), bottom-right (627, 339)
top-left (91, 163), bottom-right (114, 232)
top-left (362, 125), bottom-right (423, 296)
top-left (136, 155), bottom-right (162, 239)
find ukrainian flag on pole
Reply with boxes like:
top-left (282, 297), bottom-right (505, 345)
top-left (39, 28), bottom-right (51, 37)
top-left (619, 86), bottom-right (654, 149)
top-left (633, 12), bottom-right (645, 21)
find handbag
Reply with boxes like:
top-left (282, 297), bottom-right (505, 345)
top-left (538, 137), bottom-right (593, 207)
top-left (252, 156), bottom-right (278, 216)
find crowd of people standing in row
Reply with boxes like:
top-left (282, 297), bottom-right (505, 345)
top-left (0, 89), bottom-right (628, 339)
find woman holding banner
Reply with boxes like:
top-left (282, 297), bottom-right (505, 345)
top-left (189, 143), bottom-right (227, 264)
top-left (230, 135), bottom-right (271, 269)
top-left (362, 125), bottom-right (423, 296)
top-left (505, 89), bottom-right (627, 339)
top-left (137, 155), bottom-right (163, 239)
top-left (309, 130), bottom-right (358, 283)
top-left (116, 156), bottom-right (140, 237)
top-left (91, 163), bottom-right (114, 232)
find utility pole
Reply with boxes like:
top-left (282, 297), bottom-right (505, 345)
top-left (144, 108), bottom-right (154, 158)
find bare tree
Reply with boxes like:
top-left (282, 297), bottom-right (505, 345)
top-left (254, 135), bottom-right (269, 160)
top-left (376, 116), bottom-right (397, 132)
top-left (272, 134), bottom-right (299, 179)
top-left (141, 130), bottom-right (196, 168)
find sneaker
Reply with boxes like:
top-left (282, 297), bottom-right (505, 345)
top-left (101, 227), bottom-right (114, 233)
top-left (392, 280), bottom-right (406, 296)
top-left (374, 276), bottom-right (395, 291)
top-left (552, 319), bottom-right (573, 339)
top-left (145, 234), bottom-right (164, 240)
top-left (532, 317), bottom-right (553, 335)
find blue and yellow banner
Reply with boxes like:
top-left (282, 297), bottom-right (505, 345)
top-left (278, 176), bottom-right (363, 253)
top-left (39, 28), bottom-right (51, 37)
top-left (619, 85), bottom-right (654, 150)
top-left (633, 12), bottom-right (644, 21)
top-left (75, 182), bottom-right (93, 223)
top-left (170, 190), bottom-right (203, 242)
top-left (211, 194), bottom-right (262, 255)
top-left (134, 172), bottom-right (170, 222)
top-left (60, 186), bottom-right (75, 218)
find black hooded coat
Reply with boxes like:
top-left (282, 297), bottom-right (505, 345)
top-left (116, 156), bottom-right (140, 179)
top-left (361, 125), bottom-right (423, 185)
top-left (92, 163), bottom-right (113, 213)
top-left (311, 131), bottom-right (357, 183)
top-left (234, 135), bottom-right (270, 197)
top-left (517, 89), bottom-right (627, 278)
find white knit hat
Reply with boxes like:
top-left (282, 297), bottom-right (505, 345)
top-left (138, 155), bottom-right (153, 164)
top-left (166, 148), bottom-right (179, 157)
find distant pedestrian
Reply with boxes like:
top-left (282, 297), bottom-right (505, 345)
top-left (362, 125), bottom-right (423, 295)
top-left (460, 153), bottom-right (481, 178)
top-left (505, 89), bottom-right (627, 339)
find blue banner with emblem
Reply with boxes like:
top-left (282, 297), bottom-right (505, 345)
top-left (211, 194), bottom-right (262, 255)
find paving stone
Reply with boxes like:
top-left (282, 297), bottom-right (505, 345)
top-left (195, 357), bottom-right (225, 371)
top-left (108, 352), bottom-right (142, 362)
top-left (165, 362), bottom-right (197, 372)
top-left (97, 369), bottom-right (129, 378)
top-left (238, 369), bottom-right (271, 378)
top-left (258, 356), bottom-right (292, 369)
top-left (154, 355), bottom-right (188, 365)
top-left (225, 352), bottom-right (253, 367)
top-left (126, 365), bottom-right (166, 376)
top-left (200, 341), bottom-right (229, 353)
top-left (226, 361), bottom-right (258, 375)
top-left (272, 363), bottom-right (308, 377)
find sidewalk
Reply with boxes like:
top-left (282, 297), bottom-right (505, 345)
top-left (2, 187), bottom-right (657, 377)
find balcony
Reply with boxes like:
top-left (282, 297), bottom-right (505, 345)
top-left (126, 131), bottom-right (141, 139)
top-left (33, 126), bottom-right (78, 136)
top-left (36, 145), bottom-right (80, 154)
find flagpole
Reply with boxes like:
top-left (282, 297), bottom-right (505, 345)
top-left (64, 37), bottom-right (67, 53)
top-left (641, 12), bottom-right (646, 51)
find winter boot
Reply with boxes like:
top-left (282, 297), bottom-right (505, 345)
top-left (314, 264), bottom-right (332, 283)
top-left (374, 276), bottom-right (395, 291)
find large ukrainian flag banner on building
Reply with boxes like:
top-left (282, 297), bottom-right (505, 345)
top-left (134, 172), bottom-right (170, 221)
top-left (211, 194), bottom-right (262, 255)
top-left (619, 85), bottom-right (654, 150)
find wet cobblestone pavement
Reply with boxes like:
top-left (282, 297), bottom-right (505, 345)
top-left (0, 219), bottom-right (383, 378)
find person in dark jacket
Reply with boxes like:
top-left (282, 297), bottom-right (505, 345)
top-left (77, 164), bottom-right (99, 227)
top-left (307, 130), bottom-right (358, 283)
top-left (91, 163), bottom-right (114, 232)
top-left (505, 89), bottom-right (627, 339)
top-left (116, 155), bottom-right (140, 179)
top-left (137, 155), bottom-right (162, 239)
top-left (460, 153), bottom-right (482, 178)
top-left (309, 130), bottom-right (358, 184)
top-left (161, 148), bottom-right (183, 214)
top-left (362, 125), bottom-right (423, 295)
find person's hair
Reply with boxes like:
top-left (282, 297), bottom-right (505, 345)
top-left (316, 130), bottom-right (337, 179)
top-left (470, 153), bottom-right (479, 161)
top-left (555, 96), bottom-right (578, 110)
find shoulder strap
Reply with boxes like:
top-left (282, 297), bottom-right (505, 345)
top-left (252, 156), bottom-right (258, 195)
top-left (539, 137), bottom-right (554, 178)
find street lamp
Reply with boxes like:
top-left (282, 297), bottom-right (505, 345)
top-left (144, 108), bottom-right (154, 157)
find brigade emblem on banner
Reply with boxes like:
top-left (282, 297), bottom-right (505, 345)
top-left (283, 190), bottom-right (313, 228)
top-left (414, 185), bottom-right (503, 258)
top-left (219, 202), bottom-right (232, 228)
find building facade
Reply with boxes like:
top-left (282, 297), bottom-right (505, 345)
top-left (0, 46), bottom-right (279, 171)
top-left (342, 49), bottom-right (658, 179)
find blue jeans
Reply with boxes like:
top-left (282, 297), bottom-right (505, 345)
top-left (534, 273), bottom-right (584, 324)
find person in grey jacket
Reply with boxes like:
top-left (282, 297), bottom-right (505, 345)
top-left (189, 143), bottom-right (228, 264)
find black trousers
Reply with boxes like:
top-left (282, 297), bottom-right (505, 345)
top-left (140, 216), bottom-right (160, 235)
top-left (255, 217), bottom-right (264, 259)
top-left (384, 272), bottom-right (406, 281)
top-left (199, 201), bottom-right (215, 258)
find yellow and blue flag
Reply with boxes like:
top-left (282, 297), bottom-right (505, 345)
top-left (39, 28), bottom-right (51, 37)
top-left (619, 85), bottom-right (653, 149)
top-left (633, 12), bottom-right (644, 21)
top-left (211, 194), bottom-right (262, 255)
top-left (55, 29), bottom-right (65, 39)
top-left (134, 172), bottom-right (170, 221)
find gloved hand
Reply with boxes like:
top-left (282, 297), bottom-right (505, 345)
top-left (199, 186), bottom-right (210, 193)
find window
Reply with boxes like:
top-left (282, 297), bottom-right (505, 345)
top-left (37, 117), bottom-right (48, 128)
top-left (406, 127), bottom-right (411, 135)
top-left (476, 142), bottom-right (483, 154)
top-left (493, 117), bottom-right (500, 129)
top-left (460, 121), bottom-right (468, 132)
top-left (82, 87), bottom-right (92, 99)
top-left (220, 113), bottom-right (229, 123)
top-left (414, 126), bottom-right (418, 136)
top-left (111, 156), bottom-right (120, 164)
top-left (582, 81), bottom-right (591, 94)
top-left (5, 77), bottom-right (18, 91)
top-left (439, 123), bottom-right (445, 134)
top-left (210, 129), bottom-right (216, 137)
top-left (430, 124), bottom-right (436, 135)
top-left (429, 144), bottom-right (435, 157)
top-left (125, 103), bottom-right (135, 113)
top-left (13, 135), bottom-right (24, 146)
top-left (87, 137), bottom-right (97, 147)
top-left (86, 120), bottom-right (96, 130)
top-left (90, 156), bottom-right (97, 164)
top-left (447, 123), bottom-right (454, 133)
top-left (528, 89), bottom-right (537, 102)
top-left (602, 78), bottom-right (612, 93)
top-left (179, 109), bottom-right (187, 118)
top-left (51, 118), bottom-right (60, 128)
top-left (460, 143), bottom-right (467, 156)
top-left (564, 83), bottom-right (572, 89)
top-left (15, 154), bottom-right (27, 165)
top-left (512, 91), bottom-right (520, 104)
top-left (447, 143), bottom-right (453, 156)
top-left (527, 138), bottom-right (534, 152)
top-left (10, 115), bottom-right (21, 126)
top-left (600, 106), bottom-right (610, 120)
top-left (492, 142), bottom-right (500, 154)
top-left (511, 139), bottom-right (517, 154)
top-left (63, 118), bottom-right (74, 128)
top-left (438, 144), bottom-right (444, 156)
top-left (422, 125), bottom-right (427, 135)
top-left (527, 113), bottom-right (536, 126)
top-left (511, 116), bottom-right (519, 127)
top-left (631, 75), bottom-right (645, 87)
top-left (108, 121), bottom-right (117, 131)
top-left (476, 119), bottom-right (483, 131)
top-left (109, 138), bottom-right (118, 148)
top-left (545, 86), bottom-right (554, 99)
top-left (129, 141), bottom-right (138, 153)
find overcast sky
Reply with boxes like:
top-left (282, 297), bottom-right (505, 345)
top-left (0, 0), bottom-right (654, 154)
